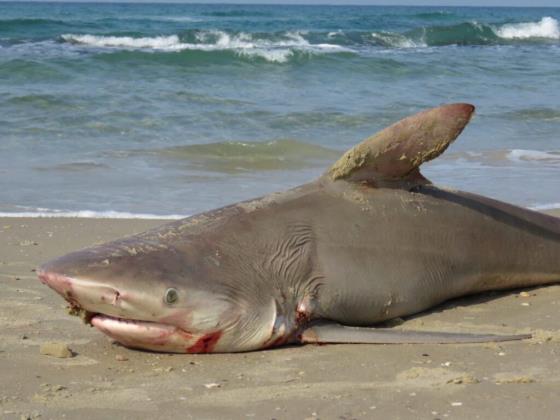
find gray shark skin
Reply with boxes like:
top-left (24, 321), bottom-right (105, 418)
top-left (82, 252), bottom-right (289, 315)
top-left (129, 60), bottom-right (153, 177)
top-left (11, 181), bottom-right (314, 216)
top-left (38, 104), bottom-right (559, 353)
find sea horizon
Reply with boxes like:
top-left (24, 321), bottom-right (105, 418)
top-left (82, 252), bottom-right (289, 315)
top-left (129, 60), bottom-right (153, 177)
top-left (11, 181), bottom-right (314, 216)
top-left (0, 1), bottom-right (558, 8)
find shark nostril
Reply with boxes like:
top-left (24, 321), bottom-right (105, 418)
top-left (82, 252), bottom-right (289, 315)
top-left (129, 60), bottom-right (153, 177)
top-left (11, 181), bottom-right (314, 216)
top-left (37, 269), bottom-right (53, 285)
top-left (37, 270), bottom-right (74, 296)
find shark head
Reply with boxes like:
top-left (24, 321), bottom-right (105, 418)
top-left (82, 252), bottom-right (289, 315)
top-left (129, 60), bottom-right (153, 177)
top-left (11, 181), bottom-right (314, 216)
top-left (38, 235), bottom-right (237, 353)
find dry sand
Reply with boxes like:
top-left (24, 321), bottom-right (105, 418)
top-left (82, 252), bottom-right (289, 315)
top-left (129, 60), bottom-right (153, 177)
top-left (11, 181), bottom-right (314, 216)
top-left (1, 211), bottom-right (560, 419)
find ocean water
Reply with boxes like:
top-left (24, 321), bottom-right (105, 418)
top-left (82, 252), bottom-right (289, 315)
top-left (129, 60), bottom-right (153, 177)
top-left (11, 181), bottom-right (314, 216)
top-left (1, 2), bottom-right (559, 218)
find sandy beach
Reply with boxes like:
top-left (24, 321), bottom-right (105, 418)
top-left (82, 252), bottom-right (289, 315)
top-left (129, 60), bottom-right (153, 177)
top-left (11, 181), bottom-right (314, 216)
top-left (1, 211), bottom-right (559, 419)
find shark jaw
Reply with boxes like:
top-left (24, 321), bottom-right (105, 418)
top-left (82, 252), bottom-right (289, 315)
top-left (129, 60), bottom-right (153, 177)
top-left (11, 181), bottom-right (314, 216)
top-left (37, 269), bottom-right (223, 353)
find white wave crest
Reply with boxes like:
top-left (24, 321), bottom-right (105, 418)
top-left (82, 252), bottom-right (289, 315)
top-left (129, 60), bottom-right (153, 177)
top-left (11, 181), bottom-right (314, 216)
top-left (195, 30), bottom-right (348, 62)
top-left (327, 30), bottom-right (344, 38)
top-left (371, 32), bottom-right (426, 48)
top-left (61, 31), bottom-right (351, 63)
top-left (507, 149), bottom-right (560, 163)
top-left (61, 34), bottom-right (184, 50)
top-left (495, 17), bottom-right (560, 40)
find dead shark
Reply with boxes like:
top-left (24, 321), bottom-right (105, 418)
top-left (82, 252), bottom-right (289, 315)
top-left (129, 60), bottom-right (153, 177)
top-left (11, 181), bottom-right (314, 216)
top-left (38, 103), bottom-right (560, 353)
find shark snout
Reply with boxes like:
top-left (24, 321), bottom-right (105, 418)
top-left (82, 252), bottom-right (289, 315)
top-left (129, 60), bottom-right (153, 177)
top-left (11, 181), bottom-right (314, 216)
top-left (37, 266), bottom-right (125, 314)
top-left (38, 269), bottom-right (75, 301)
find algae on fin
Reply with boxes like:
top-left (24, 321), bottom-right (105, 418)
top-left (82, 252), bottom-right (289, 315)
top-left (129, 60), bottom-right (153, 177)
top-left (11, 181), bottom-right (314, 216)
top-left (327, 103), bottom-right (475, 184)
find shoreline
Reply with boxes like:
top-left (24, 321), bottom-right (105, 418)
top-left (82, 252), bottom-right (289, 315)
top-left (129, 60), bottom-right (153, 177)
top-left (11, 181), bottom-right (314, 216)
top-left (0, 207), bottom-right (558, 220)
top-left (0, 213), bottom-right (186, 220)
top-left (1, 211), bottom-right (560, 418)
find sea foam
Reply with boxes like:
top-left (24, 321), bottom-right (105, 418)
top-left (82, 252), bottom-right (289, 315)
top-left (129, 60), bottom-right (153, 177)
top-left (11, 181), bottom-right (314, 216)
top-left (0, 209), bottom-right (186, 219)
top-left (61, 31), bottom-right (350, 63)
top-left (495, 17), bottom-right (560, 40)
top-left (371, 31), bottom-right (426, 48)
top-left (61, 34), bottom-right (184, 50)
top-left (507, 149), bottom-right (560, 163)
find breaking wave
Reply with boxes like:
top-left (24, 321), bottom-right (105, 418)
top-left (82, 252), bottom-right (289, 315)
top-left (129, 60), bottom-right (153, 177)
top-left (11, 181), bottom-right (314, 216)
top-left (496, 16), bottom-right (560, 40)
top-left (55, 17), bottom-right (560, 63)
top-left (376, 17), bottom-right (560, 48)
top-left (61, 34), bottom-right (183, 50)
top-left (60, 30), bottom-right (351, 63)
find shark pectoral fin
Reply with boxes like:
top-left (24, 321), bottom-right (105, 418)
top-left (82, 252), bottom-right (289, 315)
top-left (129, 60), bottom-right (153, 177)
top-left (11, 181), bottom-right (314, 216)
top-left (299, 323), bottom-right (531, 344)
top-left (327, 103), bottom-right (475, 187)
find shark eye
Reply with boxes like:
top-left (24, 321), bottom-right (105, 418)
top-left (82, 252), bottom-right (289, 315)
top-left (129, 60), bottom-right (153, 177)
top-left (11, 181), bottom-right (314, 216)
top-left (164, 288), bottom-right (179, 305)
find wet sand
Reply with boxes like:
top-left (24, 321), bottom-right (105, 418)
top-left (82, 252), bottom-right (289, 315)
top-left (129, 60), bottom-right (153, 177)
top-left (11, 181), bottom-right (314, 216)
top-left (1, 211), bottom-right (560, 419)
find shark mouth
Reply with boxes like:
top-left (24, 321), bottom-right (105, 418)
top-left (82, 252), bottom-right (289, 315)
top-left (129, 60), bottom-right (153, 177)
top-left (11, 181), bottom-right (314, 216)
top-left (38, 270), bottom-right (222, 353)
top-left (91, 313), bottom-right (222, 353)
top-left (90, 313), bottom-right (196, 352)
top-left (67, 303), bottom-right (205, 353)
top-left (65, 297), bottom-right (198, 353)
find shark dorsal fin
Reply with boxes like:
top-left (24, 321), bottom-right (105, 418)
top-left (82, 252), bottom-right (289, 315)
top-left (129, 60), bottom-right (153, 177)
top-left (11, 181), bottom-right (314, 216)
top-left (327, 103), bottom-right (475, 187)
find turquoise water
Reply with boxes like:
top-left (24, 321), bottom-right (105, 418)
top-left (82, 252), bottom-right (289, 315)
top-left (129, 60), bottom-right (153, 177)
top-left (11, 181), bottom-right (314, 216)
top-left (1, 2), bottom-right (559, 217)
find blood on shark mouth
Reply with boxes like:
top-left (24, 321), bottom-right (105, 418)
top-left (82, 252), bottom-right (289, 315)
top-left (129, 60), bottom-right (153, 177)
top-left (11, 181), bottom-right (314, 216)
top-left (87, 312), bottom-right (223, 353)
